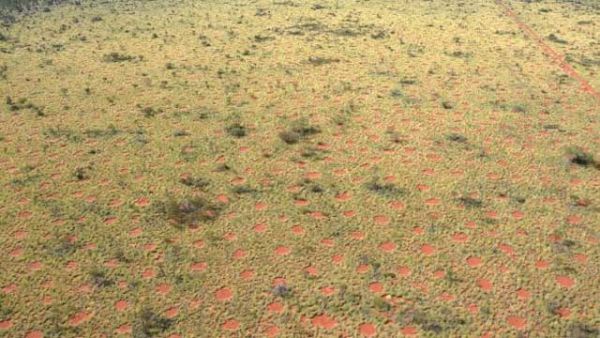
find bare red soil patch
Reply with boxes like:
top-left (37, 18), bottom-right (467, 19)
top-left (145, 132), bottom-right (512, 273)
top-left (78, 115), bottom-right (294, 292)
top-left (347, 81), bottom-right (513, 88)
top-left (359, 323), bottom-right (377, 337)
top-left (312, 314), bottom-right (338, 330)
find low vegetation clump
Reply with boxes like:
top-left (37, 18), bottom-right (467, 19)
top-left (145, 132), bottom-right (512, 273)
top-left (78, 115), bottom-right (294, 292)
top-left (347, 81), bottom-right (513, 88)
top-left (279, 120), bottom-right (321, 144)
top-left (566, 146), bottom-right (599, 169)
top-left (132, 308), bottom-right (173, 338)
top-left (225, 122), bottom-right (247, 138)
top-left (159, 197), bottom-right (221, 227)
top-left (102, 52), bottom-right (139, 62)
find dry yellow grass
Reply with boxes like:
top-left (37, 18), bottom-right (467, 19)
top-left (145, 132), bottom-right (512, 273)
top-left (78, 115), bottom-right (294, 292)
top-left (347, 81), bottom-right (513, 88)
top-left (0, 0), bottom-right (598, 337)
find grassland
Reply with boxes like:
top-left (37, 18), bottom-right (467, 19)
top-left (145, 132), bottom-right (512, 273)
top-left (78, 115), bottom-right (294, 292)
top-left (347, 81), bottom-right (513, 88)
top-left (0, 0), bottom-right (599, 337)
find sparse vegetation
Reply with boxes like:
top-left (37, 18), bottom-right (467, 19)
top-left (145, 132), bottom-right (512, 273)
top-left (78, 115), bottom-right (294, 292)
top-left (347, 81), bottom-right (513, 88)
top-left (365, 179), bottom-right (405, 198)
top-left (102, 52), bottom-right (138, 62)
top-left (548, 33), bottom-right (568, 44)
top-left (566, 146), bottom-right (598, 169)
top-left (225, 122), bottom-right (247, 138)
top-left (0, 0), bottom-right (597, 336)
top-left (159, 197), bottom-right (221, 227)
top-left (279, 119), bottom-right (321, 144)
top-left (132, 308), bottom-right (173, 338)
top-left (307, 56), bottom-right (340, 66)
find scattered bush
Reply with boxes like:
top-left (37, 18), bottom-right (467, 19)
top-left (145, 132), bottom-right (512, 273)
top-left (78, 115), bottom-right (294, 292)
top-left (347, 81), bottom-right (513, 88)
top-left (179, 176), bottom-right (210, 189)
top-left (103, 52), bottom-right (137, 62)
top-left (73, 166), bottom-right (90, 181)
top-left (279, 119), bottom-right (321, 144)
top-left (141, 106), bottom-right (159, 118)
top-left (446, 133), bottom-right (467, 143)
top-left (133, 308), bottom-right (173, 338)
top-left (566, 147), bottom-right (598, 169)
top-left (365, 180), bottom-right (405, 198)
top-left (225, 123), bottom-right (247, 138)
top-left (89, 269), bottom-right (113, 288)
top-left (458, 196), bottom-right (482, 208)
top-left (272, 284), bottom-right (291, 298)
top-left (308, 56), bottom-right (340, 66)
top-left (441, 101), bottom-right (454, 110)
top-left (548, 33), bottom-right (568, 44)
top-left (159, 197), bottom-right (221, 227)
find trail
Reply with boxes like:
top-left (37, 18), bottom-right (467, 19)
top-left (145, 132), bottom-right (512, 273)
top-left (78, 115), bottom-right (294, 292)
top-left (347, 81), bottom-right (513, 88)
top-left (496, 0), bottom-right (600, 101)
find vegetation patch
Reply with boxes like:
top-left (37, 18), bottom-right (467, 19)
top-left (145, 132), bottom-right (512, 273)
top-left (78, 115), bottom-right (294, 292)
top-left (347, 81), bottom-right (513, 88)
top-left (566, 147), bottom-right (599, 169)
top-left (279, 119), bottom-right (321, 144)
top-left (159, 196), bottom-right (221, 227)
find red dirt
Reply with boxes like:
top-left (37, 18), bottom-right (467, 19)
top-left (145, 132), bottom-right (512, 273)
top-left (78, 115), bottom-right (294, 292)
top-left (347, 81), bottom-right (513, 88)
top-left (25, 331), bottom-right (44, 338)
top-left (357, 264), bottom-right (370, 274)
top-left (305, 266), bottom-right (318, 277)
top-left (516, 288), bottom-right (530, 300)
top-left (420, 244), bottom-right (436, 256)
top-left (321, 286), bottom-right (336, 296)
top-left (142, 267), bottom-right (157, 279)
top-left (165, 307), bottom-right (179, 318)
top-left (351, 231), bottom-right (365, 240)
top-left (115, 324), bottom-right (132, 334)
top-left (506, 315), bottom-right (527, 330)
top-left (274, 246), bottom-right (291, 256)
top-left (29, 261), bottom-right (44, 271)
top-left (335, 191), bottom-right (352, 201)
top-left (0, 319), bottom-right (13, 330)
top-left (232, 249), bottom-right (247, 260)
top-left (331, 254), bottom-right (344, 264)
top-left (573, 253), bottom-right (588, 264)
top-left (155, 283), bottom-right (172, 295)
top-left (566, 214), bottom-right (583, 225)
top-left (397, 266), bottom-right (411, 277)
top-left (373, 215), bottom-right (390, 225)
top-left (255, 202), bottom-right (268, 210)
top-left (267, 302), bottom-right (284, 313)
top-left (424, 198), bottom-right (440, 206)
top-left (291, 225), bottom-right (305, 235)
top-left (535, 260), bottom-right (550, 269)
top-left (134, 197), bottom-right (151, 207)
top-left (254, 222), bottom-right (267, 233)
top-left (240, 270), bottom-right (254, 281)
top-left (379, 241), bottom-right (397, 253)
top-left (215, 287), bottom-right (233, 301)
top-left (368, 281), bottom-right (384, 293)
top-left (263, 325), bottom-right (279, 337)
top-left (216, 194), bottom-right (229, 204)
top-left (67, 311), bottom-right (93, 326)
top-left (555, 275), bottom-right (575, 289)
top-left (129, 228), bottom-right (144, 238)
top-left (400, 326), bottom-right (418, 336)
top-left (466, 256), bottom-right (482, 267)
top-left (358, 323), bottom-right (377, 337)
top-left (311, 314), bottom-right (338, 330)
top-left (452, 233), bottom-right (468, 243)
top-left (390, 200), bottom-right (405, 210)
top-left (222, 319), bottom-right (240, 331)
top-left (477, 279), bottom-right (493, 292)
top-left (115, 300), bottom-right (129, 311)
top-left (555, 307), bottom-right (571, 318)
